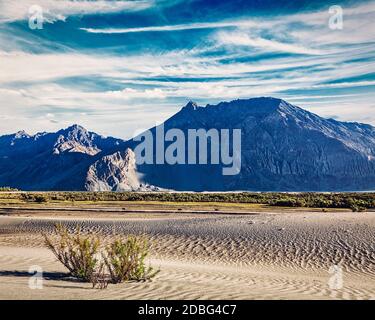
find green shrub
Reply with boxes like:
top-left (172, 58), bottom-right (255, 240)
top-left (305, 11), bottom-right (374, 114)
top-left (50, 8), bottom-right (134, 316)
top-left (21, 193), bottom-right (49, 203)
top-left (0, 187), bottom-right (18, 191)
top-left (270, 198), bottom-right (306, 207)
top-left (34, 195), bottom-right (48, 203)
top-left (103, 236), bottom-right (159, 283)
top-left (350, 205), bottom-right (367, 212)
top-left (44, 224), bottom-right (159, 288)
top-left (44, 224), bottom-right (101, 282)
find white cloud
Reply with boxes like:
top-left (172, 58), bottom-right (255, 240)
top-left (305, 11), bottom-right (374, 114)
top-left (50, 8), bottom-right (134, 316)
top-left (80, 1), bottom-right (375, 60)
top-left (0, 84), bottom-right (167, 110)
top-left (216, 32), bottom-right (324, 55)
top-left (0, 50), bottom-right (333, 84)
top-left (81, 20), bottom-right (258, 33)
top-left (0, 51), bottom-right (155, 84)
top-left (0, 0), bottom-right (154, 23)
top-left (80, 1), bottom-right (375, 46)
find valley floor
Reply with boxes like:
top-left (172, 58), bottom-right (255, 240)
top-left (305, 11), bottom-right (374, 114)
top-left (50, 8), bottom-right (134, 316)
top-left (0, 208), bottom-right (374, 300)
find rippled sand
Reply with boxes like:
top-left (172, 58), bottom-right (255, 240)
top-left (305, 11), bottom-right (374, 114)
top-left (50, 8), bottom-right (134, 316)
top-left (0, 210), bottom-right (374, 299)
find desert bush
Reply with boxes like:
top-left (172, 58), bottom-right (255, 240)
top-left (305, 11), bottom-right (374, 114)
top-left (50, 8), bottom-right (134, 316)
top-left (90, 262), bottom-right (109, 289)
top-left (350, 204), bottom-right (367, 212)
top-left (44, 224), bottom-right (158, 288)
top-left (44, 224), bottom-right (101, 282)
top-left (34, 195), bottom-right (48, 203)
top-left (0, 186), bottom-right (18, 191)
top-left (21, 193), bottom-right (49, 203)
top-left (103, 235), bottom-right (159, 283)
top-left (270, 197), bottom-right (306, 207)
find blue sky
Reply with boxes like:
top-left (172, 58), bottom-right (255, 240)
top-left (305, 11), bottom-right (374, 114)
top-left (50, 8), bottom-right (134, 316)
top-left (0, 0), bottom-right (374, 139)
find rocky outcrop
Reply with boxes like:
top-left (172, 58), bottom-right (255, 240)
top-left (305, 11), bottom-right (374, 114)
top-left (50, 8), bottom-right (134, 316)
top-left (85, 148), bottom-right (158, 191)
top-left (85, 148), bottom-right (139, 191)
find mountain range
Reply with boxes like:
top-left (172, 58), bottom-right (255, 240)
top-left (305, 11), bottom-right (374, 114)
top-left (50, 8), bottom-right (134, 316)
top-left (1, 97), bottom-right (375, 191)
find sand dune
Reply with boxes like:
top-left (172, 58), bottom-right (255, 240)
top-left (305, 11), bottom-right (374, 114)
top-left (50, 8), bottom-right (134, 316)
top-left (0, 210), bottom-right (374, 299)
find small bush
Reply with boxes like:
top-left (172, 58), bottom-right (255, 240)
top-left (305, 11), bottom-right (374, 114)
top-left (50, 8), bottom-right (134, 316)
top-left (44, 224), bottom-right (158, 288)
top-left (44, 224), bottom-right (100, 282)
top-left (34, 195), bottom-right (48, 203)
top-left (0, 187), bottom-right (18, 191)
top-left (103, 236), bottom-right (159, 283)
top-left (350, 205), bottom-right (367, 212)
top-left (270, 198), bottom-right (306, 207)
top-left (21, 193), bottom-right (49, 203)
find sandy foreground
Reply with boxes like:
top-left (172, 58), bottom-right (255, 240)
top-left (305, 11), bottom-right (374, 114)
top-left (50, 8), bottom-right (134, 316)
top-left (0, 209), bottom-right (374, 300)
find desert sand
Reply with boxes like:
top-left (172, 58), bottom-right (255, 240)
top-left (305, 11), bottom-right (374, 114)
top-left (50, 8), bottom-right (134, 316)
top-left (0, 209), bottom-right (374, 300)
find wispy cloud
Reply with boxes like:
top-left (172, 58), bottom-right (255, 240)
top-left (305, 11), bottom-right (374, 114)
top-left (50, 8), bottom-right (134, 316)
top-left (81, 20), bottom-right (258, 33)
top-left (0, 0), bottom-right (375, 137)
top-left (0, 0), bottom-right (155, 23)
top-left (216, 32), bottom-right (324, 55)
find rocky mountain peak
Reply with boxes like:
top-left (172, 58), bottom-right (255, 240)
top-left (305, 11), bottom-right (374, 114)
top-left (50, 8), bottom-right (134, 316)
top-left (14, 130), bottom-right (30, 139)
top-left (66, 124), bottom-right (86, 131)
top-left (53, 124), bottom-right (100, 155)
top-left (183, 100), bottom-right (200, 110)
top-left (58, 124), bottom-right (90, 137)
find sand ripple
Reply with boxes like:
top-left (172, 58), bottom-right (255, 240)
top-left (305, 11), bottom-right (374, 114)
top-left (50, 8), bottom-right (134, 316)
top-left (0, 211), bottom-right (374, 299)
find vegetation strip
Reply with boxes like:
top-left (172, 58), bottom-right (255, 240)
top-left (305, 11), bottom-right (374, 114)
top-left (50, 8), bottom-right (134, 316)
top-left (0, 192), bottom-right (374, 211)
